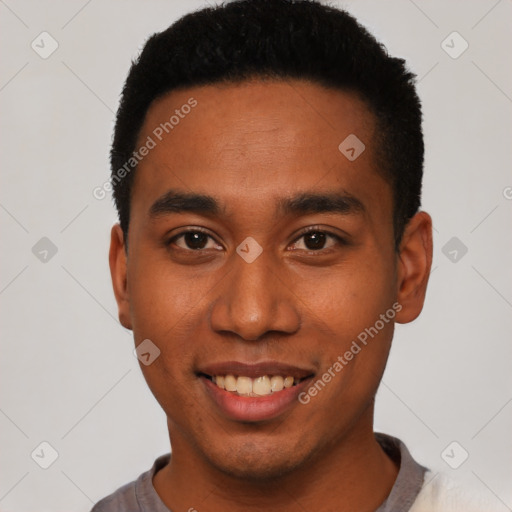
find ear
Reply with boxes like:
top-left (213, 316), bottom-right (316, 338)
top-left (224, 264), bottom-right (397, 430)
top-left (395, 211), bottom-right (433, 324)
top-left (109, 224), bottom-right (132, 330)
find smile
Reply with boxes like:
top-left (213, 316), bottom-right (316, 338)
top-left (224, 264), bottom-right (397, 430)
top-left (204, 374), bottom-right (305, 397)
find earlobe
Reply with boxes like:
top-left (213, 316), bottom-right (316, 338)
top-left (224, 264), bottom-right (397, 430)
top-left (395, 211), bottom-right (433, 324)
top-left (109, 224), bottom-right (133, 330)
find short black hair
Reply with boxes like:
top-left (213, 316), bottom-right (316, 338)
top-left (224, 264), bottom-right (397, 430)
top-left (111, 0), bottom-right (423, 248)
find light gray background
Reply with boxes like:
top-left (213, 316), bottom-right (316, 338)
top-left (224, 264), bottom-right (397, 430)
top-left (1, 0), bottom-right (511, 511)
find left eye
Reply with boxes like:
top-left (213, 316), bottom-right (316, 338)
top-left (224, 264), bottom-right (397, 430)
top-left (290, 231), bottom-right (340, 251)
top-left (171, 231), bottom-right (222, 251)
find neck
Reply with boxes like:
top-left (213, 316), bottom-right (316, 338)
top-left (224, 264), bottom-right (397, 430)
top-left (153, 411), bottom-right (398, 512)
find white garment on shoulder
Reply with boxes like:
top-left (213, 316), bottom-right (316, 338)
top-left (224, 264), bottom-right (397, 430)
top-left (410, 470), bottom-right (504, 512)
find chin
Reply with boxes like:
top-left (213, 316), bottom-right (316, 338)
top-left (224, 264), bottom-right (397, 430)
top-left (204, 438), bottom-right (313, 481)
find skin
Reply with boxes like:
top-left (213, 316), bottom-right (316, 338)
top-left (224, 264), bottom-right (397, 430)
top-left (110, 79), bottom-right (433, 512)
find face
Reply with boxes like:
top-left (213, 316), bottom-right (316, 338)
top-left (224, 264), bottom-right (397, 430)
top-left (110, 79), bottom-right (432, 480)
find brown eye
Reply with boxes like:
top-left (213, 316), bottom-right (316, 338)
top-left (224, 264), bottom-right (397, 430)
top-left (290, 230), bottom-right (340, 252)
top-left (183, 232), bottom-right (209, 249)
top-left (303, 232), bottom-right (327, 250)
top-left (169, 231), bottom-right (222, 251)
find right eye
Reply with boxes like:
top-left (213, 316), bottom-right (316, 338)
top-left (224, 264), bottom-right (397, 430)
top-left (167, 230), bottom-right (223, 251)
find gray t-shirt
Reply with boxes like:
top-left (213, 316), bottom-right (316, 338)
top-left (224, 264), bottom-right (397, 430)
top-left (91, 433), bottom-right (427, 512)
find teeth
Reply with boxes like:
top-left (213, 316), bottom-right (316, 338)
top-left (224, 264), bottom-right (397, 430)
top-left (224, 374), bottom-right (237, 392)
top-left (270, 375), bottom-right (284, 392)
top-left (210, 374), bottom-right (300, 396)
top-left (215, 375), bottom-right (225, 390)
top-left (236, 376), bottom-right (253, 395)
top-left (284, 376), bottom-right (294, 388)
top-left (253, 376), bottom-right (271, 396)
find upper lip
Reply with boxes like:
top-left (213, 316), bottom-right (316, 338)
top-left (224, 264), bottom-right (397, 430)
top-left (197, 360), bottom-right (315, 380)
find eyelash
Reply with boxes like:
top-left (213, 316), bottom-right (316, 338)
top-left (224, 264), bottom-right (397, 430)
top-left (167, 228), bottom-right (220, 251)
top-left (166, 226), bottom-right (347, 253)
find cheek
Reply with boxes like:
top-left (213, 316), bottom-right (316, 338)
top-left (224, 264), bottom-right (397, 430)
top-left (127, 266), bottom-right (207, 386)
top-left (294, 260), bottom-right (395, 332)
top-left (128, 254), bottom-right (209, 332)
top-left (140, 359), bottom-right (200, 430)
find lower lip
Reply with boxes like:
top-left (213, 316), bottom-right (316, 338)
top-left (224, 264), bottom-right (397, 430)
top-left (201, 376), bottom-right (312, 422)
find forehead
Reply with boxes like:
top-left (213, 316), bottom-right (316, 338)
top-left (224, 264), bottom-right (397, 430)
top-left (139, 79), bottom-right (374, 164)
top-left (131, 79), bottom-right (391, 226)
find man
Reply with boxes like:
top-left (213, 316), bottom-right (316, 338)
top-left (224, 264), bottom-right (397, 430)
top-left (93, 0), bottom-right (497, 510)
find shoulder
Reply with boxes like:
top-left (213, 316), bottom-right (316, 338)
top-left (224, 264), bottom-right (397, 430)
top-left (89, 453), bottom-right (171, 512)
top-left (410, 470), bottom-right (504, 512)
top-left (90, 479), bottom-right (139, 512)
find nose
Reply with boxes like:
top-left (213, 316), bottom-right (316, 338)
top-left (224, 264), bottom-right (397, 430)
top-left (209, 251), bottom-right (301, 341)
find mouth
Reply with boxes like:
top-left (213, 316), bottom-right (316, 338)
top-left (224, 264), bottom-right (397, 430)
top-left (199, 373), bottom-right (308, 397)
top-left (197, 361), bottom-right (315, 422)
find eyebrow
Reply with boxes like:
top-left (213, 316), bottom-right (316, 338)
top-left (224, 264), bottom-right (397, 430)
top-left (150, 190), bottom-right (221, 217)
top-left (276, 192), bottom-right (365, 217)
top-left (149, 189), bottom-right (365, 219)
